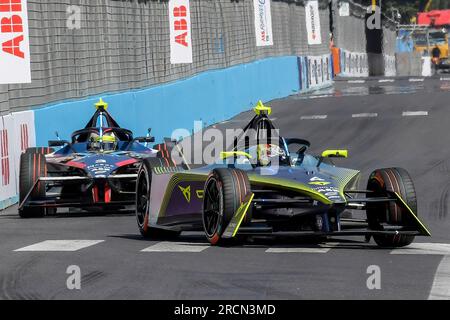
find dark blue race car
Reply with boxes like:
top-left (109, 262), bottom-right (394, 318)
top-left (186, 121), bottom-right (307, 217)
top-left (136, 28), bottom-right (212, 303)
top-left (18, 98), bottom-right (171, 217)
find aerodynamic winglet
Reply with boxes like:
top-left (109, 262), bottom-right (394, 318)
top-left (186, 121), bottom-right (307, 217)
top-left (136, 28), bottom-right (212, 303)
top-left (222, 192), bottom-right (255, 239)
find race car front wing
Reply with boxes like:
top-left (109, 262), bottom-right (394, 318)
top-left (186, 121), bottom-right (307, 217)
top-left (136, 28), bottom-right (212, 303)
top-left (19, 174), bottom-right (138, 210)
top-left (222, 190), bottom-right (431, 239)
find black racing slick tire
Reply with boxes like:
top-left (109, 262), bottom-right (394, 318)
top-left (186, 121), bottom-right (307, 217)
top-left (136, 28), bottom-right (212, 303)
top-left (24, 147), bottom-right (54, 154)
top-left (202, 168), bottom-right (252, 246)
top-left (135, 157), bottom-right (181, 239)
top-left (19, 152), bottom-right (47, 218)
top-left (367, 168), bottom-right (417, 248)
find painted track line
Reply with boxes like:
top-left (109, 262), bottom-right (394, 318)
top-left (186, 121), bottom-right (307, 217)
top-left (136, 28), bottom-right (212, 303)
top-left (266, 247), bottom-right (331, 254)
top-left (378, 79), bottom-right (394, 83)
top-left (141, 241), bottom-right (209, 252)
top-left (348, 80), bottom-right (365, 84)
top-left (402, 111), bottom-right (428, 117)
top-left (14, 240), bottom-right (105, 252)
top-left (300, 115), bottom-right (327, 120)
top-left (428, 255), bottom-right (450, 300)
top-left (409, 78), bottom-right (424, 82)
top-left (440, 77), bottom-right (450, 81)
top-left (352, 113), bottom-right (378, 118)
top-left (266, 243), bottom-right (337, 253)
top-left (391, 243), bottom-right (450, 256)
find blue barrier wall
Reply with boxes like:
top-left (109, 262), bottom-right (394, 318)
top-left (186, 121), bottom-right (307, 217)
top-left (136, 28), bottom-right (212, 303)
top-left (34, 56), bottom-right (300, 145)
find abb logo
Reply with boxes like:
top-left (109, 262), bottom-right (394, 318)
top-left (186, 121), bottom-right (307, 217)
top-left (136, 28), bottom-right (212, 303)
top-left (173, 5), bottom-right (189, 47)
top-left (0, 0), bottom-right (25, 59)
top-left (0, 129), bottom-right (10, 186)
top-left (169, 0), bottom-right (192, 64)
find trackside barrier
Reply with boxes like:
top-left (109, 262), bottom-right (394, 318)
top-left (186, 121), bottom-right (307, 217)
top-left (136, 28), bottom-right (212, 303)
top-left (338, 49), bottom-right (369, 77)
top-left (298, 54), bottom-right (334, 91)
top-left (0, 111), bottom-right (35, 209)
top-left (384, 55), bottom-right (397, 77)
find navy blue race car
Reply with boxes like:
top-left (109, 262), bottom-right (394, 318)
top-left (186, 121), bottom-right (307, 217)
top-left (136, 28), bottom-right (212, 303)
top-left (18, 98), bottom-right (169, 217)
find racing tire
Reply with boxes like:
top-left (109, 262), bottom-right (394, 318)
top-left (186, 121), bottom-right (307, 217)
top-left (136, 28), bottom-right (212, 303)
top-left (24, 147), bottom-right (54, 155)
top-left (19, 152), bottom-right (47, 218)
top-left (24, 148), bottom-right (56, 214)
top-left (202, 168), bottom-right (252, 246)
top-left (135, 157), bottom-right (181, 239)
top-left (366, 168), bottom-right (417, 248)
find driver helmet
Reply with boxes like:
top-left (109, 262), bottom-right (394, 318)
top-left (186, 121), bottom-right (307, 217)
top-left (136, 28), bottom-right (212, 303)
top-left (257, 144), bottom-right (285, 166)
top-left (89, 132), bottom-right (118, 152)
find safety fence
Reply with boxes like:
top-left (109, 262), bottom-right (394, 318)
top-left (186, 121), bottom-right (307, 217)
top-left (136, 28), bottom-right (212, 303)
top-left (0, 0), bottom-right (332, 116)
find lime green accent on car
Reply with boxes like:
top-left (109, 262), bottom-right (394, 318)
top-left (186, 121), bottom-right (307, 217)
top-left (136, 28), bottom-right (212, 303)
top-left (196, 190), bottom-right (204, 199)
top-left (322, 150), bottom-right (348, 158)
top-left (222, 192), bottom-right (255, 238)
top-left (393, 192), bottom-right (432, 236)
top-left (95, 135), bottom-right (115, 142)
top-left (152, 166), bottom-right (184, 175)
top-left (178, 185), bottom-right (191, 203)
top-left (253, 100), bottom-right (272, 116)
top-left (248, 175), bottom-right (332, 205)
top-left (220, 151), bottom-right (253, 160)
top-left (309, 181), bottom-right (331, 186)
top-left (95, 98), bottom-right (108, 110)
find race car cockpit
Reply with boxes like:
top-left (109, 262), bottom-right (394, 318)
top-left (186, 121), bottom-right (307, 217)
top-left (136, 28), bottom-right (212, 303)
top-left (228, 101), bottom-right (310, 167)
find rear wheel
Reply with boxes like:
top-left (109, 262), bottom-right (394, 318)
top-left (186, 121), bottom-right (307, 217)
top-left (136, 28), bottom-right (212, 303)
top-left (366, 168), bottom-right (417, 247)
top-left (203, 168), bottom-right (252, 246)
top-left (135, 158), bottom-right (180, 239)
top-left (19, 152), bottom-right (47, 218)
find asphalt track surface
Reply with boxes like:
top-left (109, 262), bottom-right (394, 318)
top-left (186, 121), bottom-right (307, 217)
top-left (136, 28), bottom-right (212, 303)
top-left (1, 77), bottom-right (450, 300)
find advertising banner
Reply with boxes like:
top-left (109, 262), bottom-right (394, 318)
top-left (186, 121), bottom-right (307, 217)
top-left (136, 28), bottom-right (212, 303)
top-left (0, 0), bottom-right (31, 84)
top-left (169, 0), bottom-right (193, 64)
top-left (253, 0), bottom-right (273, 47)
top-left (305, 0), bottom-right (322, 45)
top-left (12, 110), bottom-right (35, 193)
top-left (0, 114), bottom-right (16, 203)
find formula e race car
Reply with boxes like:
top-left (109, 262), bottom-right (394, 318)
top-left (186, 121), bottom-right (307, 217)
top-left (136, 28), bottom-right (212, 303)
top-left (18, 98), bottom-right (166, 218)
top-left (135, 101), bottom-right (431, 247)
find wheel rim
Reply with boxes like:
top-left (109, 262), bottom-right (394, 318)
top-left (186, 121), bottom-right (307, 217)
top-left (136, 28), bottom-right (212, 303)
top-left (136, 167), bottom-right (149, 228)
top-left (203, 177), bottom-right (222, 237)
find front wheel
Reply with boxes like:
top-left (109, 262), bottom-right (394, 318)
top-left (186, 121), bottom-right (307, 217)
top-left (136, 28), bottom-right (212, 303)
top-left (366, 168), bottom-right (417, 248)
top-left (202, 168), bottom-right (252, 246)
top-left (19, 152), bottom-right (47, 218)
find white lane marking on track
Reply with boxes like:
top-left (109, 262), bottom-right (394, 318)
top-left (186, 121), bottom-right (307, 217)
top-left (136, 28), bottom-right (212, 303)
top-left (402, 111), bottom-right (428, 117)
top-left (14, 240), bottom-right (104, 252)
top-left (308, 95), bottom-right (333, 99)
top-left (300, 115), bottom-right (327, 120)
top-left (390, 243), bottom-right (450, 255)
top-left (141, 241), bottom-right (209, 252)
top-left (348, 80), bottom-right (365, 84)
top-left (440, 77), bottom-right (450, 81)
top-left (379, 79), bottom-right (394, 83)
top-left (352, 113), bottom-right (378, 118)
top-left (409, 78), bottom-right (425, 82)
top-left (266, 247), bottom-right (331, 253)
top-left (266, 243), bottom-right (337, 253)
top-left (428, 255), bottom-right (450, 300)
